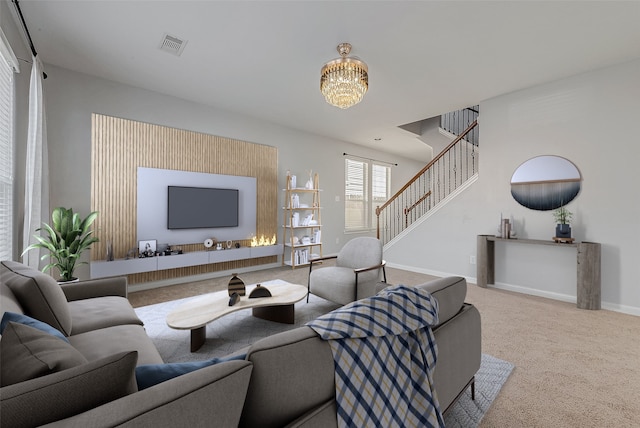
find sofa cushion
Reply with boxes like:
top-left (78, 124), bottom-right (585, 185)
top-left (0, 351), bottom-right (138, 428)
top-left (1, 312), bottom-right (68, 342)
top-left (135, 353), bottom-right (247, 390)
top-left (0, 322), bottom-right (88, 386)
top-left (1, 261), bottom-right (73, 336)
top-left (69, 324), bottom-right (164, 365)
top-left (417, 276), bottom-right (467, 326)
top-left (68, 296), bottom-right (143, 335)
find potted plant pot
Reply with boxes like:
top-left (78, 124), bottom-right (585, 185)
top-left (555, 224), bottom-right (572, 238)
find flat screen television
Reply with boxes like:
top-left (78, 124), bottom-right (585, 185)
top-left (167, 186), bottom-right (239, 229)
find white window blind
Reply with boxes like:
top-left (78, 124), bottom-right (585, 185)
top-left (0, 30), bottom-right (18, 261)
top-left (345, 158), bottom-right (390, 231)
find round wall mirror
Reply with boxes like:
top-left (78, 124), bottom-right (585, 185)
top-left (510, 155), bottom-right (581, 210)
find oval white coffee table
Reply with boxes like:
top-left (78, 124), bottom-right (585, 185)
top-left (166, 279), bottom-right (308, 351)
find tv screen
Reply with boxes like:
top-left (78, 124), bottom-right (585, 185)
top-left (167, 186), bottom-right (239, 229)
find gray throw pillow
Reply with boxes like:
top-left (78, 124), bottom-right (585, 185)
top-left (0, 351), bottom-right (138, 428)
top-left (0, 322), bottom-right (87, 387)
top-left (2, 261), bottom-right (73, 335)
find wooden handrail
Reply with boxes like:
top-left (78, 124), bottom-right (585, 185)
top-left (376, 120), bottom-right (478, 215)
top-left (404, 190), bottom-right (432, 215)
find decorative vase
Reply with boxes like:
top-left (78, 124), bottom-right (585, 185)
top-left (228, 273), bottom-right (246, 296)
top-left (555, 224), bottom-right (571, 238)
top-left (106, 240), bottom-right (114, 261)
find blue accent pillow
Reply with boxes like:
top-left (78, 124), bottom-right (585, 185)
top-left (0, 312), bottom-right (69, 342)
top-left (135, 353), bottom-right (247, 390)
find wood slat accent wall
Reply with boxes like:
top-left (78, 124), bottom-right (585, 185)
top-left (91, 114), bottom-right (278, 284)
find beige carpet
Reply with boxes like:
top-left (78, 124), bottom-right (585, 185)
top-left (129, 264), bottom-right (640, 427)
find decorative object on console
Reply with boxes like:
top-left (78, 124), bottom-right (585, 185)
top-left (228, 273), bottom-right (246, 296)
top-left (125, 247), bottom-right (137, 260)
top-left (22, 207), bottom-right (99, 282)
top-left (106, 239), bottom-right (114, 262)
top-left (553, 205), bottom-right (574, 243)
top-left (320, 42), bottom-right (368, 109)
top-left (226, 240), bottom-right (233, 249)
top-left (204, 238), bottom-right (214, 250)
top-left (496, 214), bottom-right (517, 239)
top-left (248, 284), bottom-right (272, 299)
top-left (501, 219), bottom-right (511, 239)
top-left (138, 240), bottom-right (157, 258)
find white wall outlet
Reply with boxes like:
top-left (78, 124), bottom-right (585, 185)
top-left (336, 237), bottom-right (340, 244)
top-left (335, 195), bottom-right (340, 202)
top-left (470, 255), bottom-right (476, 265)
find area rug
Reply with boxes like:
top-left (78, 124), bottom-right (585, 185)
top-left (135, 294), bottom-right (513, 427)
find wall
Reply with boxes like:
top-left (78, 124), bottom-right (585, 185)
top-left (385, 59), bottom-right (640, 315)
top-left (39, 64), bottom-right (425, 280)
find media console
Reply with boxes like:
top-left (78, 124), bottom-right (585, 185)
top-left (90, 244), bottom-right (283, 279)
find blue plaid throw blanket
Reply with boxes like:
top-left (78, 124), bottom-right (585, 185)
top-left (307, 284), bottom-right (444, 428)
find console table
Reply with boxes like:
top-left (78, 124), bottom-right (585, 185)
top-left (477, 235), bottom-right (601, 310)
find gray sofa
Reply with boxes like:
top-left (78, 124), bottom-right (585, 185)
top-left (1, 260), bottom-right (480, 427)
top-left (0, 260), bottom-right (253, 427)
top-left (239, 275), bottom-right (482, 427)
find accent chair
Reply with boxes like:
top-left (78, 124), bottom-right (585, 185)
top-left (307, 237), bottom-right (386, 305)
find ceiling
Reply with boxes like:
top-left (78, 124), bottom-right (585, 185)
top-left (11, 1), bottom-right (640, 161)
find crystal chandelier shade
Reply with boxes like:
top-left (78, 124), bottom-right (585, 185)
top-left (320, 43), bottom-right (368, 109)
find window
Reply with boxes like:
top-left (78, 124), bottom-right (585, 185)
top-left (0, 30), bottom-right (18, 261)
top-left (345, 157), bottom-right (391, 231)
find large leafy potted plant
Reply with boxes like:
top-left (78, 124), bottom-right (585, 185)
top-left (23, 207), bottom-right (99, 282)
top-left (553, 205), bottom-right (573, 239)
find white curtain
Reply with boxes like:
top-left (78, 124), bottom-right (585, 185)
top-left (22, 55), bottom-right (49, 270)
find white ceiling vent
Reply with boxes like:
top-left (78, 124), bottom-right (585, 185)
top-left (159, 33), bottom-right (187, 56)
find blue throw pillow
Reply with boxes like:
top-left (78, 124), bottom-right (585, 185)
top-left (135, 353), bottom-right (247, 390)
top-left (0, 312), bottom-right (69, 342)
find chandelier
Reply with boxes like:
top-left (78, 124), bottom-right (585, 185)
top-left (320, 43), bottom-right (368, 109)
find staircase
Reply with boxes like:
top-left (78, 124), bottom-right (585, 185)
top-left (376, 112), bottom-right (479, 246)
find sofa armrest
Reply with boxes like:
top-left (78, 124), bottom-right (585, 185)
top-left (40, 360), bottom-right (253, 428)
top-left (61, 277), bottom-right (128, 301)
top-left (432, 303), bottom-right (482, 412)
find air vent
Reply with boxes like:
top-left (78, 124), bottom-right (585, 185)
top-left (159, 33), bottom-right (187, 56)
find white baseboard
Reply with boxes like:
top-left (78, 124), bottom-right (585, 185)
top-left (385, 262), bottom-right (640, 317)
top-left (385, 262), bottom-right (476, 286)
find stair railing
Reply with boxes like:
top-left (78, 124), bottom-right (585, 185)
top-left (376, 120), bottom-right (478, 245)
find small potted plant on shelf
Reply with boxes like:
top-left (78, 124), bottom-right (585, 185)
top-left (553, 205), bottom-right (573, 239)
top-left (22, 207), bottom-right (99, 283)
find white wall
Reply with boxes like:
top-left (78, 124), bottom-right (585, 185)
top-left (38, 64), bottom-right (425, 278)
top-left (385, 59), bottom-right (640, 315)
